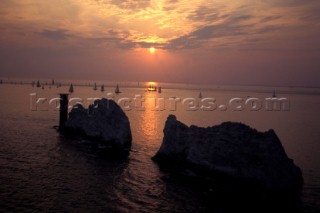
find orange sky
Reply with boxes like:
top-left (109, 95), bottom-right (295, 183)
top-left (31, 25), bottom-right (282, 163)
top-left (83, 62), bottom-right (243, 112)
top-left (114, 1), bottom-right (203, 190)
top-left (0, 0), bottom-right (320, 86)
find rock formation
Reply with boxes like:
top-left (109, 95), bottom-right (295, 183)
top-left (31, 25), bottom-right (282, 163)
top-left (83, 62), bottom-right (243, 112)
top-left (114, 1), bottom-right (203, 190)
top-left (153, 115), bottom-right (303, 191)
top-left (60, 99), bottom-right (132, 155)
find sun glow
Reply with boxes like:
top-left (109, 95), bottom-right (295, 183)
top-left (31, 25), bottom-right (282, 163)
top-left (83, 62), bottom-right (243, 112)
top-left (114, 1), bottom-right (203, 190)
top-left (149, 47), bottom-right (156, 54)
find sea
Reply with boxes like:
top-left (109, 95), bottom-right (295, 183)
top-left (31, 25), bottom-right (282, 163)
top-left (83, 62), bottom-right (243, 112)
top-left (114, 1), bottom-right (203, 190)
top-left (0, 80), bottom-right (320, 212)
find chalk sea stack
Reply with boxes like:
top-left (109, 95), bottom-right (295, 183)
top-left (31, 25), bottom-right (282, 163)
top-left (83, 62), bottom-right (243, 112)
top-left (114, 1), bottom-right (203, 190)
top-left (153, 115), bottom-right (303, 191)
top-left (60, 99), bottom-right (132, 155)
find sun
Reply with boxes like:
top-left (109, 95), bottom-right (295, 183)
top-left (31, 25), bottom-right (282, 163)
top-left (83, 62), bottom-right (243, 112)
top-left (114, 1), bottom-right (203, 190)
top-left (149, 47), bottom-right (156, 54)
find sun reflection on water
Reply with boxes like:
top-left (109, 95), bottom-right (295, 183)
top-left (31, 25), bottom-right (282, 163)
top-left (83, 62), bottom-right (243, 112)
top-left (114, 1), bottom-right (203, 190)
top-left (141, 91), bottom-right (161, 138)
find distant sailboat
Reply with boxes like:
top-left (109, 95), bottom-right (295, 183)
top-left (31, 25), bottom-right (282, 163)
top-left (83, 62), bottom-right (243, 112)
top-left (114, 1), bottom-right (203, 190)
top-left (93, 83), bottom-right (97, 91)
top-left (69, 84), bottom-right (74, 93)
top-left (199, 92), bottom-right (203, 99)
top-left (115, 84), bottom-right (121, 94)
top-left (101, 84), bottom-right (105, 92)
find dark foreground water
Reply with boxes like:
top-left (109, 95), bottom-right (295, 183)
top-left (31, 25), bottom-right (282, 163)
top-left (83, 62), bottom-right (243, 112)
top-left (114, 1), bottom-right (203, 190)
top-left (0, 84), bottom-right (320, 212)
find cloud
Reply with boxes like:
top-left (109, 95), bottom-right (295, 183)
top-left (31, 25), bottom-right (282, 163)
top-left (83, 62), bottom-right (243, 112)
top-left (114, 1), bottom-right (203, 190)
top-left (38, 29), bottom-right (70, 41)
top-left (36, 28), bottom-right (156, 50)
top-left (167, 0), bottom-right (179, 3)
top-left (117, 40), bottom-right (164, 49)
top-left (187, 6), bottom-right (223, 22)
top-left (167, 15), bottom-right (282, 50)
top-left (110, 0), bottom-right (151, 10)
top-left (255, 25), bottom-right (282, 34)
top-left (167, 12), bottom-right (250, 50)
top-left (186, 4), bottom-right (256, 24)
top-left (229, 15), bottom-right (253, 22)
top-left (299, 8), bottom-right (320, 22)
top-left (260, 15), bottom-right (282, 23)
top-left (32, 2), bottom-right (284, 51)
top-left (83, 29), bottom-right (166, 49)
top-left (167, 24), bottom-right (247, 50)
top-left (268, 0), bottom-right (319, 8)
top-left (162, 0), bottom-right (180, 11)
top-left (190, 24), bottom-right (248, 39)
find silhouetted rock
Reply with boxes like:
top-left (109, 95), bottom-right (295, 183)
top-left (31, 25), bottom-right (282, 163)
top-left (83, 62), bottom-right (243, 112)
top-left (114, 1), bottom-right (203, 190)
top-left (60, 99), bottom-right (132, 155)
top-left (153, 115), bottom-right (303, 191)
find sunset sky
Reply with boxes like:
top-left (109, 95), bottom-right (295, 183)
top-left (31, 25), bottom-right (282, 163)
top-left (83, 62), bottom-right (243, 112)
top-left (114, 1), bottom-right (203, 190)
top-left (0, 0), bottom-right (320, 86)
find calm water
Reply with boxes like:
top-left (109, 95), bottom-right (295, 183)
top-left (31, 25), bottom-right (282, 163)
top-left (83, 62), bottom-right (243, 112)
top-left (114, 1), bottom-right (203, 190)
top-left (0, 83), bottom-right (320, 212)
